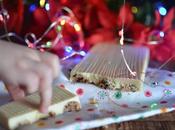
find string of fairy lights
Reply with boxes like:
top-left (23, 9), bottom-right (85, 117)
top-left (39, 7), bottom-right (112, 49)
top-left (0, 0), bottom-right (86, 61)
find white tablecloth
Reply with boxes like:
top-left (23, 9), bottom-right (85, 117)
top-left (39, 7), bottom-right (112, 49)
top-left (1, 68), bottom-right (175, 130)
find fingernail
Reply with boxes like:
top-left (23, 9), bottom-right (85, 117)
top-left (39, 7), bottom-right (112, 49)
top-left (40, 106), bottom-right (48, 114)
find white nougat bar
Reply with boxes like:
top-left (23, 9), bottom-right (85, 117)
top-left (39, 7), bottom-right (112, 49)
top-left (0, 87), bottom-right (81, 130)
top-left (70, 43), bottom-right (149, 91)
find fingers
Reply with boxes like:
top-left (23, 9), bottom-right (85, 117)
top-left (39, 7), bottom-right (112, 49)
top-left (21, 59), bottom-right (53, 113)
top-left (39, 80), bottom-right (52, 114)
top-left (5, 84), bottom-right (25, 100)
top-left (7, 51), bottom-right (59, 113)
top-left (0, 43), bottom-right (60, 114)
top-left (34, 63), bottom-right (53, 113)
top-left (17, 70), bottom-right (39, 94)
top-left (17, 51), bottom-right (60, 80)
top-left (3, 71), bottom-right (25, 100)
top-left (39, 52), bottom-right (60, 78)
top-left (4, 70), bottom-right (39, 100)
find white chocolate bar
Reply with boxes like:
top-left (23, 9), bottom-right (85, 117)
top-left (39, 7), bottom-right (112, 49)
top-left (0, 87), bottom-right (81, 130)
top-left (70, 43), bottom-right (149, 91)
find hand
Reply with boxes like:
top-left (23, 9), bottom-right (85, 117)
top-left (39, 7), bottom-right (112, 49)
top-left (0, 40), bottom-right (60, 113)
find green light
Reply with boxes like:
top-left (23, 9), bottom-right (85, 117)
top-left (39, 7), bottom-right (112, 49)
top-left (46, 41), bottom-right (52, 48)
top-left (56, 25), bottom-right (62, 32)
top-left (132, 6), bottom-right (138, 14)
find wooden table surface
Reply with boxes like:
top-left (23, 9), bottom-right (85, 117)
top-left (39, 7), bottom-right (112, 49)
top-left (89, 110), bottom-right (175, 130)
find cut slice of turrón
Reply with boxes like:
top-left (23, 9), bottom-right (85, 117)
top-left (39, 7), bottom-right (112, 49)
top-left (70, 43), bottom-right (149, 92)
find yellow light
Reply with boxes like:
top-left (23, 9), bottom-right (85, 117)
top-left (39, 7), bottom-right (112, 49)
top-left (132, 6), bottom-right (138, 14)
top-left (56, 25), bottom-right (62, 32)
top-left (40, 0), bottom-right (46, 7)
top-left (74, 24), bottom-right (81, 32)
top-left (60, 19), bottom-right (66, 26)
